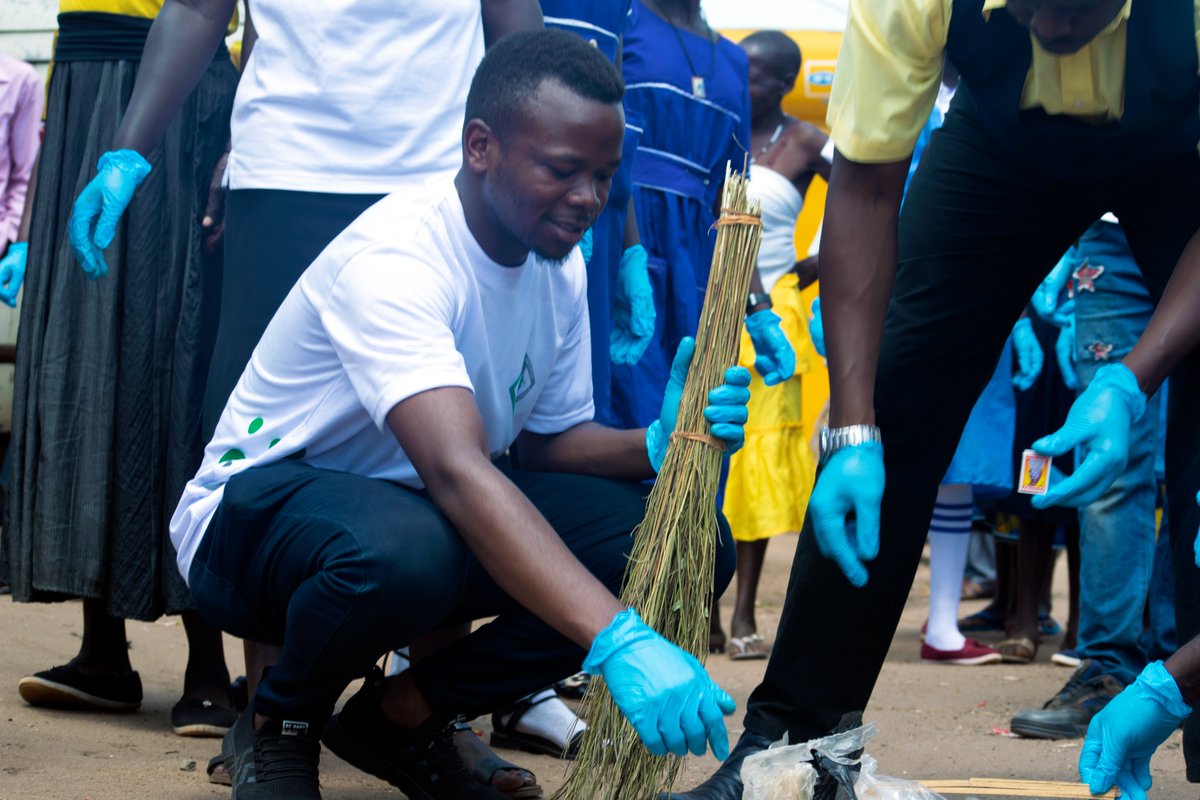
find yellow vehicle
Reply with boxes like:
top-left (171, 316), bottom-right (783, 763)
top-left (720, 23), bottom-right (845, 432)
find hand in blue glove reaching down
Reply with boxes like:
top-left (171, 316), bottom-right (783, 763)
top-left (0, 242), bottom-right (29, 307)
top-left (1031, 362), bottom-right (1147, 509)
top-left (1079, 661), bottom-right (1192, 800)
top-left (584, 607), bottom-right (735, 759)
top-left (611, 244), bottom-right (656, 366)
top-left (808, 442), bottom-right (885, 588)
top-left (1011, 317), bottom-right (1044, 391)
top-left (645, 337), bottom-right (751, 472)
top-left (69, 149), bottom-right (152, 279)
top-left (745, 308), bottom-right (795, 386)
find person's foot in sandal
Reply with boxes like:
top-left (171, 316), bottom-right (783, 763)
top-left (490, 688), bottom-right (585, 760)
top-left (455, 720), bottom-right (543, 796)
top-left (321, 666), bottom-right (529, 799)
top-left (726, 633), bottom-right (770, 661)
top-left (996, 636), bottom-right (1037, 664)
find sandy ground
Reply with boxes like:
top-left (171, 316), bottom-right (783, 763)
top-left (0, 533), bottom-right (1191, 800)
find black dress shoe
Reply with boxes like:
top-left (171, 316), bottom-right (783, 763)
top-left (660, 731), bottom-right (774, 800)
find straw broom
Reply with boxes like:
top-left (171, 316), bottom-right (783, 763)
top-left (555, 163), bottom-right (763, 800)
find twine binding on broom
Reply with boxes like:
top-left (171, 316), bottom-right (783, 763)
top-left (669, 431), bottom-right (726, 451)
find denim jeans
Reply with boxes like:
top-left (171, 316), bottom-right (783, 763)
top-left (1071, 220), bottom-right (1173, 685)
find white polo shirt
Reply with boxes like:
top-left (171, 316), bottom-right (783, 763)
top-left (227, 0), bottom-right (484, 193)
top-left (170, 179), bottom-right (595, 580)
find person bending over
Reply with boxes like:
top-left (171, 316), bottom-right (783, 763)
top-left (171, 30), bottom-right (749, 800)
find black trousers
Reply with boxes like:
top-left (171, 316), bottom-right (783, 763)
top-left (189, 461), bottom-right (736, 724)
top-left (743, 105), bottom-right (1200, 777)
top-left (204, 189), bottom-right (385, 437)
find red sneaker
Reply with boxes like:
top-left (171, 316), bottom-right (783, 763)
top-left (920, 638), bottom-right (1003, 666)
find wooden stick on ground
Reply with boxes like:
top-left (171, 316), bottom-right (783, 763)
top-left (919, 778), bottom-right (1120, 798)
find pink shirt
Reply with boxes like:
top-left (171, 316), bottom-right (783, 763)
top-left (0, 54), bottom-right (42, 249)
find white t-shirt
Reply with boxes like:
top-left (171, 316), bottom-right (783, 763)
top-left (227, 1), bottom-right (484, 193)
top-left (170, 179), bottom-right (596, 580)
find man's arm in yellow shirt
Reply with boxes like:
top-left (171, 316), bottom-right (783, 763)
top-left (820, 153), bottom-right (909, 427)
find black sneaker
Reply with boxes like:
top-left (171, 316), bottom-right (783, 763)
top-left (1010, 659), bottom-right (1125, 739)
top-left (321, 668), bottom-right (509, 799)
top-left (224, 704), bottom-right (322, 799)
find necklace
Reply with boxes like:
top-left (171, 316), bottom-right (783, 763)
top-left (647, 0), bottom-right (715, 98)
top-left (758, 122), bottom-right (784, 156)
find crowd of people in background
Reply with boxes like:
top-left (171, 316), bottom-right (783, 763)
top-left (0, 2), bottom-right (1198, 800)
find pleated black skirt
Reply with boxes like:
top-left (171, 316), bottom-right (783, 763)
top-left (0, 43), bottom-right (238, 620)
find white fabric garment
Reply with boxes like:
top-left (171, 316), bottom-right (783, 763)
top-left (748, 164), bottom-right (805, 293)
top-left (227, 0), bottom-right (483, 193)
top-left (171, 179), bottom-right (595, 580)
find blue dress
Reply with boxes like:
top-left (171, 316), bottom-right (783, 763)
top-left (542, 0), bottom-right (639, 426)
top-left (610, 0), bottom-right (751, 429)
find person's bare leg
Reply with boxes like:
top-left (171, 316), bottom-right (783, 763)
top-left (730, 540), bottom-right (769, 656)
top-left (1010, 519), bottom-right (1055, 646)
top-left (181, 610), bottom-right (231, 705)
top-left (72, 598), bottom-right (133, 674)
top-left (244, 640), bottom-right (282, 697)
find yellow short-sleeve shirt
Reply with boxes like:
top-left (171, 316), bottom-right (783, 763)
top-left (827, 0), bottom-right (1200, 163)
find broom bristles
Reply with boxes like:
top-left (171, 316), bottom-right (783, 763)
top-left (555, 163), bottom-right (763, 800)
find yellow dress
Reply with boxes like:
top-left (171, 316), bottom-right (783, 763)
top-left (722, 272), bottom-right (818, 542)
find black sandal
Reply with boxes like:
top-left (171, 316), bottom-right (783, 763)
top-left (490, 692), bottom-right (584, 760)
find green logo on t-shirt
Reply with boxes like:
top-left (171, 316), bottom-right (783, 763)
top-left (509, 354), bottom-right (535, 411)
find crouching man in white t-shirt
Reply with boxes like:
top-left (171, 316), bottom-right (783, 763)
top-left (169, 30), bottom-right (749, 800)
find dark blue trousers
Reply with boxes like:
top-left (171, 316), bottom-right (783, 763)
top-left (189, 460), bottom-right (735, 724)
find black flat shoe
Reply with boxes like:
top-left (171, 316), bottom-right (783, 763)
top-left (18, 664), bottom-right (142, 712)
top-left (172, 695), bottom-right (239, 737)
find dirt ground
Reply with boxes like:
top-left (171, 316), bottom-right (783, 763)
top-left (0, 533), bottom-right (1191, 800)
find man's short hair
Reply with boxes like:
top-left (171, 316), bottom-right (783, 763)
top-left (465, 29), bottom-right (625, 137)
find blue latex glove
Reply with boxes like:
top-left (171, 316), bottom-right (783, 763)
top-left (579, 227), bottom-right (594, 264)
top-left (1011, 317), bottom-right (1044, 391)
top-left (645, 337), bottom-right (752, 472)
top-left (808, 442), bottom-right (885, 587)
top-left (584, 607), bottom-right (735, 759)
top-left (1031, 362), bottom-right (1146, 509)
top-left (1079, 661), bottom-right (1191, 800)
top-left (69, 149), bottom-right (152, 279)
top-left (809, 297), bottom-right (825, 358)
top-left (745, 308), bottom-right (796, 386)
top-left (1056, 315), bottom-right (1078, 391)
top-left (610, 244), bottom-right (656, 366)
top-left (0, 242), bottom-right (28, 307)
top-left (1033, 253), bottom-right (1076, 327)
top-left (1194, 490), bottom-right (1200, 568)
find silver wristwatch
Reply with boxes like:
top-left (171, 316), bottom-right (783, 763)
top-left (819, 424), bottom-right (883, 464)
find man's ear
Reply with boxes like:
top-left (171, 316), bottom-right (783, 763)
top-left (463, 118), bottom-right (496, 175)
top-left (783, 71), bottom-right (799, 95)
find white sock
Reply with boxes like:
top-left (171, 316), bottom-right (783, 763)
top-left (499, 689), bottom-right (586, 747)
top-left (925, 484), bottom-right (973, 652)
